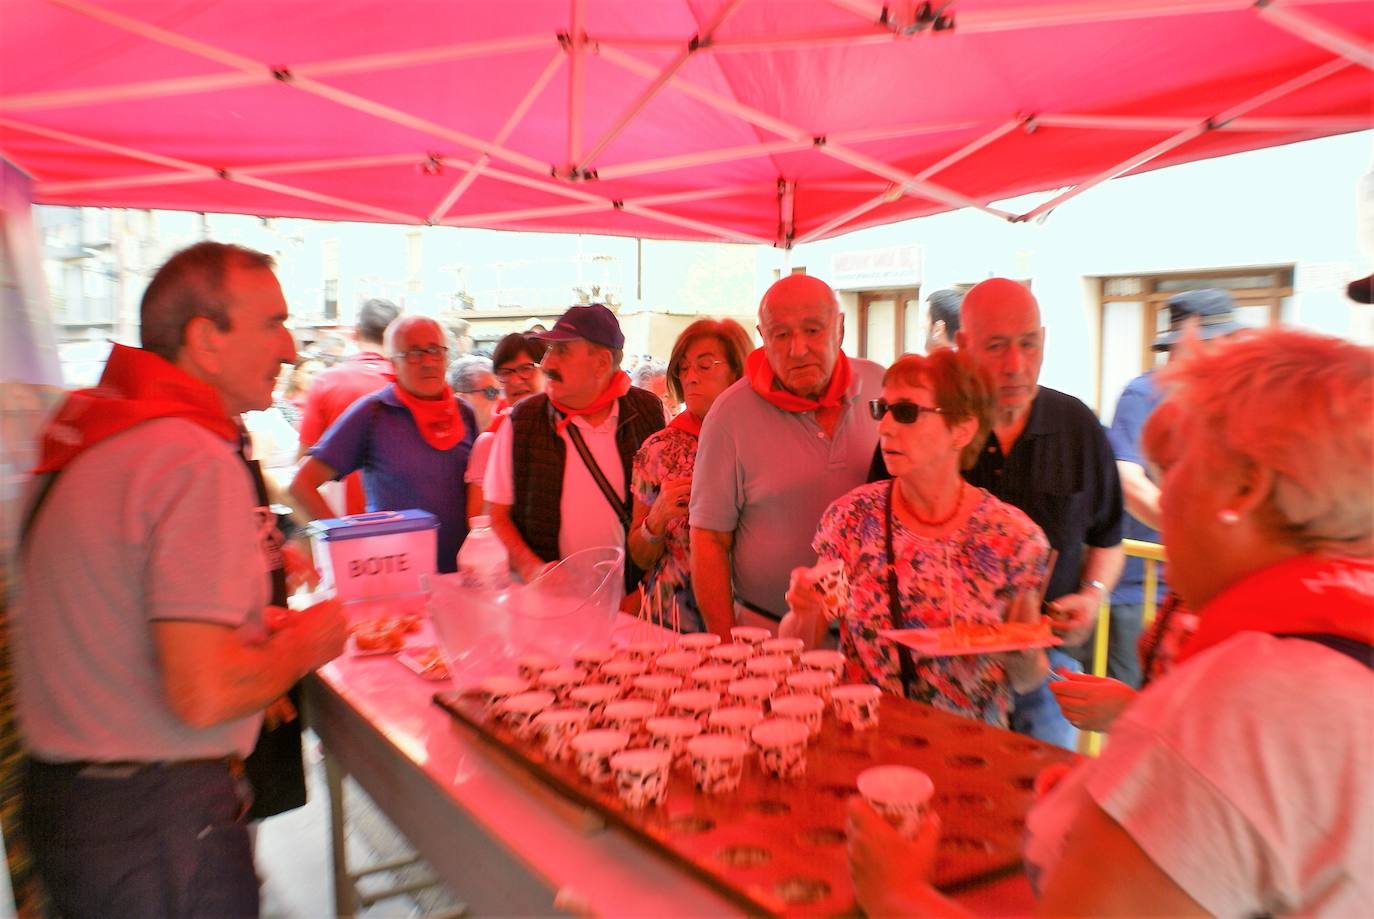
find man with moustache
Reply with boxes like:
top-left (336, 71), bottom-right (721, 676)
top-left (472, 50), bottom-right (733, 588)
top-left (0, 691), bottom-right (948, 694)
top-left (484, 304), bottom-right (664, 588)
top-left (15, 242), bottom-right (346, 916)
top-left (957, 278), bottom-right (1124, 745)
top-left (691, 274), bottom-right (885, 637)
top-left (292, 316), bottom-right (477, 573)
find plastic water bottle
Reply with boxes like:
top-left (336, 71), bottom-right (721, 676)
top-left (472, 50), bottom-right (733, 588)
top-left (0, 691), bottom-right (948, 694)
top-left (457, 515), bottom-right (511, 590)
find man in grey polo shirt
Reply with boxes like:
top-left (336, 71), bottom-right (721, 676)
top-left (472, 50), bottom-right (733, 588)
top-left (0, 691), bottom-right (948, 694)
top-left (691, 274), bottom-right (884, 637)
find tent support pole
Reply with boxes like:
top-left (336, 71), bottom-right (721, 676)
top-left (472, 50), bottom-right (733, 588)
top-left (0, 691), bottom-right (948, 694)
top-left (429, 50), bottom-right (565, 223)
top-left (1257, 3), bottom-right (1374, 71)
top-left (1016, 57), bottom-right (1353, 222)
top-left (567, 0), bottom-right (586, 166)
top-left (1035, 113), bottom-right (1374, 132)
top-left (572, 0), bottom-right (748, 174)
top-left (598, 44), bottom-right (1011, 220)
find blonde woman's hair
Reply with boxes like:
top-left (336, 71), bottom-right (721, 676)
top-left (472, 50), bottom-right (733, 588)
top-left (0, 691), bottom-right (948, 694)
top-left (1144, 327), bottom-right (1374, 554)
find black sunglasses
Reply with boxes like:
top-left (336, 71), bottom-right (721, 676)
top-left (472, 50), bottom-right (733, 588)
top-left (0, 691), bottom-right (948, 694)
top-left (869, 399), bottom-right (946, 424)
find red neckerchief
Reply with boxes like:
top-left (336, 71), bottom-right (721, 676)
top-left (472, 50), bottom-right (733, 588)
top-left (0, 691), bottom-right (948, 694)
top-left (1178, 554), bottom-right (1374, 664)
top-left (487, 411), bottom-right (508, 435)
top-left (345, 351), bottom-right (397, 382)
top-left (668, 410), bottom-right (703, 438)
top-left (550, 371), bottom-right (631, 433)
top-left (35, 344), bottom-right (239, 473)
top-left (745, 347), bottom-right (852, 430)
top-left (391, 383), bottom-right (465, 451)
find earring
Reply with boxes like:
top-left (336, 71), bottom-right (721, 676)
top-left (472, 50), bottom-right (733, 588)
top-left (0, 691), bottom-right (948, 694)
top-left (1217, 509), bottom-right (1240, 525)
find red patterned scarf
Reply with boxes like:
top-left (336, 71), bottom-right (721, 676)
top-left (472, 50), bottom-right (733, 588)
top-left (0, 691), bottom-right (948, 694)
top-left (745, 347), bottom-right (853, 430)
top-left (392, 383), bottom-right (465, 451)
top-left (550, 371), bottom-right (631, 433)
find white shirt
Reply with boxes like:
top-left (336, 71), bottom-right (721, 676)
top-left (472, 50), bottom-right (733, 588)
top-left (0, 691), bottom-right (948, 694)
top-left (484, 403), bottom-right (627, 561)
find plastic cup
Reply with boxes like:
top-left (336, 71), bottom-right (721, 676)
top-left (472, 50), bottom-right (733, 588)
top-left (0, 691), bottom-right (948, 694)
top-left (799, 649), bottom-right (846, 676)
top-left (537, 667), bottom-right (584, 701)
top-left (760, 637), bottom-right (805, 661)
top-left (600, 659), bottom-right (649, 687)
top-left (571, 729), bottom-right (629, 783)
top-left (479, 675), bottom-right (530, 716)
top-left (499, 690), bottom-right (556, 739)
top-left (667, 689), bottom-right (720, 725)
top-left (857, 765), bottom-right (934, 839)
top-left (708, 705), bottom-right (765, 738)
top-left (831, 684), bottom-right (883, 731)
top-left (751, 718), bottom-right (809, 779)
top-left (745, 654), bottom-right (795, 681)
top-left (517, 653), bottom-right (560, 683)
top-left (631, 673), bottom-right (684, 712)
top-left (803, 559), bottom-right (850, 621)
top-left (654, 650), bottom-right (703, 677)
top-left (677, 632), bottom-right (722, 652)
top-left (534, 707), bottom-right (591, 761)
top-left (601, 699), bottom-right (656, 736)
top-left (727, 677), bottom-right (778, 711)
top-left (730, 626), bottom-right (771, 647)
top-left (707, 644), bottom-right (754, 667)
top-left (687, 735), bottom-right (749, 794)
top-left (786, 669), bottom-right (838, 702)
top-left (572, 646), bottom-right (616, 676)
top-left (569, 682), bottom-right (622, 720)
top-left (769, 693), bottom-right (825, 738)
top-left (688, 664), bottom-right (739, 692)
top-left (645, 716), bottom-right (703, 766)
top-left (610, 749), bottom-right (672, 808)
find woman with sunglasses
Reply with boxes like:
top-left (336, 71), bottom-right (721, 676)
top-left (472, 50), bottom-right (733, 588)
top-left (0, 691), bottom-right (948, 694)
top-left (464, 334), bottom-right (548, 520)
top-left (781, 349), bottom-right (1050, 726)
top-left (628, 319), bottom-right (753, 632)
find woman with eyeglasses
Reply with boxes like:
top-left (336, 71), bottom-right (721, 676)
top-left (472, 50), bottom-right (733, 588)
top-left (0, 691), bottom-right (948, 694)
top-left (464, 334), bottom-right (548, 521)
top-left (628, 319), bottom-right (753, 632)
top-left (780, 349), bottom-right (1050, 727)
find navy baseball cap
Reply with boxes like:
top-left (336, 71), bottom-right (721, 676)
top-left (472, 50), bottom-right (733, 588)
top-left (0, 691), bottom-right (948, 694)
top-left (1152, 289), bottom-right (1244, 352)
top-left (531, 303), bottom-right (625, 350)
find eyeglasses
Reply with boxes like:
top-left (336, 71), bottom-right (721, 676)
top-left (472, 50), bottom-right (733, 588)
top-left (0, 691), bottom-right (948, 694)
top-left (869, 399), bottom-right (946, 424)
top-left (676, 356), bottom-right (727, 376)
top-left (463, 386), bottom-right (501, 400)
top-left (495, 362), bottom-right (539, 380)
top-left (395, 345), bottom-right (448, 364)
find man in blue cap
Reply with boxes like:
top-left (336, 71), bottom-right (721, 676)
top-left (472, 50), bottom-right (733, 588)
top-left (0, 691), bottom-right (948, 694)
top-left (1104, 288), bottom-right (1244, 688)
top-left (484, 304), bottom-right (665, 589)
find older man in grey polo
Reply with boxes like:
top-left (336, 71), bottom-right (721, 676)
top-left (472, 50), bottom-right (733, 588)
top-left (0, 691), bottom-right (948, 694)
top-left (691, 274), bottom-right (884, 638)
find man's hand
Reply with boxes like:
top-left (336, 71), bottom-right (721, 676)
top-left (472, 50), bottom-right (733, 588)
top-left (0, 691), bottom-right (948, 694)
top-left (282, 541), bottom-right (320, 594)
top-left (286, 596), bottom-right (348, 672)
top-left (847, 797), bottom-right (968, 918)
top-left (1049, 671), bottom-right (1136, 732)
top-left (1045, 590), bottom-right (1100, 646)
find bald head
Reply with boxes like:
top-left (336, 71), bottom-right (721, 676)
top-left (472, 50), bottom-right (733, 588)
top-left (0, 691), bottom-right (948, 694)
top-left (757, 274), bottom-right (844, 399)
top-left (955, 278), bottom-right (1045, 423)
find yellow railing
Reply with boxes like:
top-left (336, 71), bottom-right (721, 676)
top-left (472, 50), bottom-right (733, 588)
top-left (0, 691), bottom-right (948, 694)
top-left (1084, 538), bottom-right (1166, 756)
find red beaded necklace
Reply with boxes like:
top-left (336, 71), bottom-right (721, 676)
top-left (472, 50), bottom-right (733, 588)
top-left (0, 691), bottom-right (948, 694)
top-left (894, 479), bottom-right (965, 528)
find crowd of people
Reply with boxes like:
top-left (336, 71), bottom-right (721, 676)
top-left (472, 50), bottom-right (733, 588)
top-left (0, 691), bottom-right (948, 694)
top-left (9, 238), bottom-right (1371, 916)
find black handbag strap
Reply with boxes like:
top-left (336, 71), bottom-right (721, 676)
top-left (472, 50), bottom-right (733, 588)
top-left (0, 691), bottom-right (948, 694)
top-left (884, 479), bottom-right (919, 699)
top-left (19, 471), bottom-right (59, 548)
top-left (564, 419), bottom-right (632, 533)
top-left (1276, 632), bottom-right (1374, 670)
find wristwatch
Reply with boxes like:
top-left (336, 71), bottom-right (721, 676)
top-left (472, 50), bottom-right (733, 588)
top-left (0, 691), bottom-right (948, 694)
top-left (1080, 579), bottom-right (1107, 596)
top-left (640, 518), bottom-right (665, 545)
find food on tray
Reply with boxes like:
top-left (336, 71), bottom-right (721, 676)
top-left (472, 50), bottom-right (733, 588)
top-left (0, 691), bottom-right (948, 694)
top-left (409, 647), bottom-right (449, 680)
top-left (939, 619), bottom-right (1052, 650)
top-left (350, 617), bottom-right (413, 653)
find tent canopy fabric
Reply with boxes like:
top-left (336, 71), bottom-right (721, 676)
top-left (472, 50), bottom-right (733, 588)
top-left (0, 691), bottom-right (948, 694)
top-left (2, 0), bottom-right (1370, 245)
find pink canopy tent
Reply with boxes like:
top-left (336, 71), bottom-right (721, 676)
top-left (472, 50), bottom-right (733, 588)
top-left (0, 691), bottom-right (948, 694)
top-left (1, 0), bottom-right (1370, 245)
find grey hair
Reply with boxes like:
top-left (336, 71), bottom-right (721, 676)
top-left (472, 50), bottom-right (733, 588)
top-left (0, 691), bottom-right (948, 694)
top-left (382, 315), bottom-right (443, 356)
top-left (631, 359), bottom-right (668, 389)
top-left (1145, 327), bottom-right (1374, 554)
top-left (447, 355), bottom-right (493, 392)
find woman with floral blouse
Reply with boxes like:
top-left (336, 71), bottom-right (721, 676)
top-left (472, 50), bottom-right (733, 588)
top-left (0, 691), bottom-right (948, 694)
top-left (630, 319), bottom-right (753, 632)
top-left (782, 350), bottom-right (1050, 726)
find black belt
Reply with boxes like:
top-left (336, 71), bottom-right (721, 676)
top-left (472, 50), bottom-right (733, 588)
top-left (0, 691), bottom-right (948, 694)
top-left (737, 597), bottom-right (781, 622)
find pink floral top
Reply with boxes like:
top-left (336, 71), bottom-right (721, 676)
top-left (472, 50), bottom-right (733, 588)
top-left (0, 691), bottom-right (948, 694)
top-left (813, 482), bottom-right (1049, 727)
top-left (632, 427), bottom-right (705, 632)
